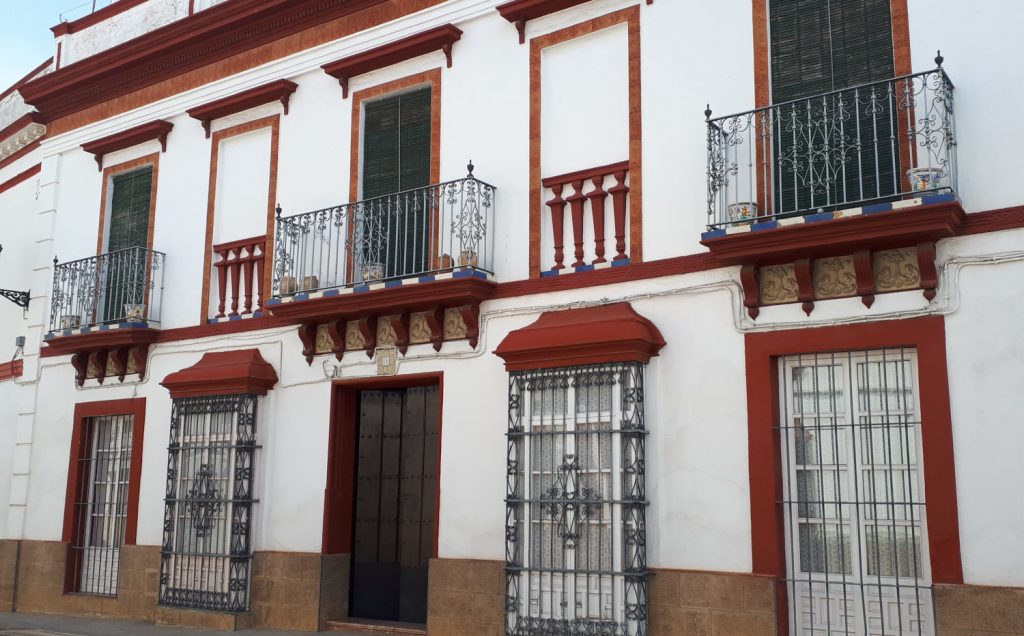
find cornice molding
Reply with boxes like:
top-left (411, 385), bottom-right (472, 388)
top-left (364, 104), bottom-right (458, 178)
top-left (322, 24), bottom-right (462, 98)
top-left (21, 0), bottom-right (389, 121)
top-left (51, 0), bottom-right (151, 37)
top-left (81, 120), bottom-right (173, 170)
top-left (161, 349), bottom-right (279, 398)
top-left (187, 79), bottom-right (297, 138)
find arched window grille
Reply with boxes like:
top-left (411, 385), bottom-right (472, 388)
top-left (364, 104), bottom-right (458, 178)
top-left (159, 394), bottom-right (258, 612)
top-left (506, 363), bottom-right (648, 636)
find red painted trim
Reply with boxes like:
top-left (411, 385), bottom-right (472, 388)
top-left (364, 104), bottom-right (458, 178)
top-left (497, 0), bottom-right (591, 42)
top-left (42, 326), bottom-right (159, 356)
top-left (22, 0), bottom-right (389, 121)
top-left (160, 349), bottom-right (278, 398)
top-left (322, 372), bottom-right (444, 557)
top-left (62, 398), bottom-right (146, 550)
top-left (187, 79), bottom-right (297, 138)
top-left (322, 24), bottom-right (462, 98)
top-left (0, 359), bottom-right (23, 382)
top-left (0, 139), bottom-right (42, 172)
top-left (0, 58), bottom-right (52, 103)
top-left (0, 163), bottom-right (41, 194)
top-left (81, 120), bottom-right (173, 171)
top-left (494, 302), bottom-right (665, 371)
top-left (51, 0), bottom-right (150, 37)
top-left (744, 316), bottom-right (963, 586)
top-left (0, 112), bottom-right (45, 143)
top-left (35, 204), bottom-right (1024, 358)
top-left (959, 204), bottom-right (1024, 236)
top-left (702, 201), bottom-right (967, 266)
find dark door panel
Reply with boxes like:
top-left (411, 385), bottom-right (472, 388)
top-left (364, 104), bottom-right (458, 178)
top-left (350, 386), bottom-right (438, 624)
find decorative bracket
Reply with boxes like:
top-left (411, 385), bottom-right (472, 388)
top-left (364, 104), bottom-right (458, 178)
top-left (81, 120), bottom-right (173, 171)
top-left (0, 288), bottom-right (30, 309)
top-left (794, 258), bottom-right (815, 316)
top-left (739, 264), bottom-right (760, 320)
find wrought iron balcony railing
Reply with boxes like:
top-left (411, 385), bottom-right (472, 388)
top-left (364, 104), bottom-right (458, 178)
top-left (50, 247), bottom-right (165, 333)
top-left (273, 165), bottom-right (495, 297)
top-left (706, 60), bottom-right (956, 229)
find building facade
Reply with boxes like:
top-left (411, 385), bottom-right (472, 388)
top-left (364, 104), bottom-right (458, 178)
top-left (0, 0), bottom-right (1023, 634)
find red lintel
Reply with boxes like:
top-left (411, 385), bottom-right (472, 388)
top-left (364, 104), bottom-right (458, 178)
top-left (322, 24), bottom-right (462, 98)
top-left (187, 80), bottom-right (297, 138)
top-left (494, 302), bottom-right (665, 371)
top-left (161, 349), bottom-right (278, 398)
top-left (81, 120), bottom-right (173, 171)
top-left (496, 0), bottom-right (591, 43)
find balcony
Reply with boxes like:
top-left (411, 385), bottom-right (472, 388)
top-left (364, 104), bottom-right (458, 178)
top-left (701, 62), bottom-right (967, 316)
top-left (267, 168), bottom-right (497, 361)
top-left (46, 247), bottom-right (164, 384)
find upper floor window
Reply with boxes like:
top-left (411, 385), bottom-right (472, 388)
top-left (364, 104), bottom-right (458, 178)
top-left (105, 166), bottom-right (153, 254)
top-left (360, 86), bottom-right (433, 281)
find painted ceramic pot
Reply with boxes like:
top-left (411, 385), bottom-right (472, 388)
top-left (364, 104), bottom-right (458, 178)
top-left (727, 201), bottom-right (758, 223)
top-left (459, 249), bottom-right (478, 268)
top-left (907, 166), bottom-right (944, 192)
top-left (124, 303), bottom-right (145, 321)
top-left (362, 262), bottom-right (385, 281)
top-left (60, 314), bottom-right (81, 329)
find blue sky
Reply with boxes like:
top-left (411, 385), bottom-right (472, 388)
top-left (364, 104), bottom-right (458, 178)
top-left (1, 1), bottom-right (79, 91)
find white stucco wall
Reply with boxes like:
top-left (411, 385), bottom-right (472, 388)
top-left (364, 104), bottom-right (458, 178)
top-left (0, 0), bottom-right (1022, 590)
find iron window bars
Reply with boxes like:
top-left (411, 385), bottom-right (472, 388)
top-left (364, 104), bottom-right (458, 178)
top-left (272, 166), bottom-right (495, 296)
top-left (779, 349), bottom-right (933, 635)
top-left (706, 63), bottom-right (956, 229)
top-left (67, 414), bottom-right (134, 596)
top-left (506, 363), bottom-right (648, 636)
top-left (50, 247), bottom-right (165, 332)
top-left (159, 394), bottom-right (258, 613)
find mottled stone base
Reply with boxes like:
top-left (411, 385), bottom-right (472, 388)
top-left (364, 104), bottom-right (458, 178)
top-left (426, 558), bottom-right (504, 636)
top-left (935, 583), bottom-right (1024, 635)
top-left (12, 541), bottom-right (159, 620)
top-left (0, 540), bottom-right (17, 612)
top-left (648, 569), bottom-right (776, 636)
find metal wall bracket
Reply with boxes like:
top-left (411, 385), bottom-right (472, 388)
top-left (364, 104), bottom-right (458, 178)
top-left (0, 289), bottom-right (29, 309)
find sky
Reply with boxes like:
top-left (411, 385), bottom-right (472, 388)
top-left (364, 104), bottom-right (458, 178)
top-left (0, 0), bottom-right (96, 91)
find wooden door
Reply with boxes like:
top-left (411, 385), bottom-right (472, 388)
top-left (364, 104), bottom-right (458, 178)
top-left (350, 386), bottom-right (439, 624)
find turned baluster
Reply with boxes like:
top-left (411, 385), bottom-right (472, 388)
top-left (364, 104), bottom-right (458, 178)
top-left (241, 242), bottom-right (257, 315)
top-left (253, 243), bottom-right (265, 312)
top-left (214, 248), bottom-right (230, 318)
top-left (228, 247), bottom-right (242, 316)
top-left (546, 183), bottom-right (567, 270)
top-left (567, 180), bottom-right (586, 267)
top-left (586, 175), bottom-right (608, 264)
top-left (609, 170), bottom-right (630, 261)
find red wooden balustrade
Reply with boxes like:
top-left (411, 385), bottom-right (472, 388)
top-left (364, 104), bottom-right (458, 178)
top-left (542, 161), bottom-right (629, 271)
top-left (213, 235), bottom-right (266, 318)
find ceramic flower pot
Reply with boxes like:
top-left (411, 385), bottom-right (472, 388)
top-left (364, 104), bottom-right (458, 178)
top-left (362, 262), bottom-right (385, 281)
top-left (907, 166), bottom-right (944, 193)
top-left (124, 303), bottom-right (145, 321)
top-left (459, 249), bottom-right (479, 268)
top-left (727, 201), bottom-right (758, 223)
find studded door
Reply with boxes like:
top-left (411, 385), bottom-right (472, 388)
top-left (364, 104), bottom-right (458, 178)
top-left (351, 386), bottom-right (439, 624)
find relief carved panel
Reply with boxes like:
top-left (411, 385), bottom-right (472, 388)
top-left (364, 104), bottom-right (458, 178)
top-left (409, 312), bottom-right (432, 344)
top-left (814, 256), bottom-right (857, 299)
top-left (874, 248), bottom-right (921, 292)
top-left (759, 264), bottom-right (799, 305)
top-left (344, 321), bottom-right (365, 351)
top-left (443, 308), bottom-right (467, 340)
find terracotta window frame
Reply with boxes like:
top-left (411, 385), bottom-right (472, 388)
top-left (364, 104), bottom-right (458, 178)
top-left (95, 153), bottom-right (160, 256)
top-left (61, 398), bottom-right (147, 592)
top-left (529, 6), bottom-right (643, 276)
top-left (744, 316), bottom-right (963, 634)
top-left (198, 115), bottom-right (281, 323)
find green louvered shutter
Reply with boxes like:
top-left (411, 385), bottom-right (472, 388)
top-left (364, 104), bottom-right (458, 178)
top-left (769, 0), bottom-right (898, 213)
top-left (361, 87), bottom-right (432, 279)
top-left (104, 167), bottom-right (153, 321)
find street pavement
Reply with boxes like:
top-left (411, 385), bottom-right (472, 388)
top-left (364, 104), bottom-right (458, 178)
top-left (0, 612), bottom-right (363, 636)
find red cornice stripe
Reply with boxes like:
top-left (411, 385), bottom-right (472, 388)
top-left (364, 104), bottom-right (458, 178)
top-left (0, 163), bottom-right (41, 194)
top-left (0, 58), bottom-right (52, 103)
top-left (497, 0), bottom-right (591, 23)
top-left (20, 0), bottom-right (389, 122)
top-left (187, 79), bottom-right (297, 138)
top-left (35, 204), bottom-right (1024, 356)
top-left (322, 24), bottom-right (462, 98)
top-left (0, 359), bottom-right (23, 382)
top-left (51, 0), bottom-right (150, 37)
top-left (81, 120), bottom-right (173, 171)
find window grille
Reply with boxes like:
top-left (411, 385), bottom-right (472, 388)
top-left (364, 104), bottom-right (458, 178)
top-left (159, 394), bottom-right (258, 612)
top-left (780, 349), bottom-right (933, 635)
top-left (68, 414), bottom-right (134, 596)
top-left (506, 363), bottom-right (648, 636)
